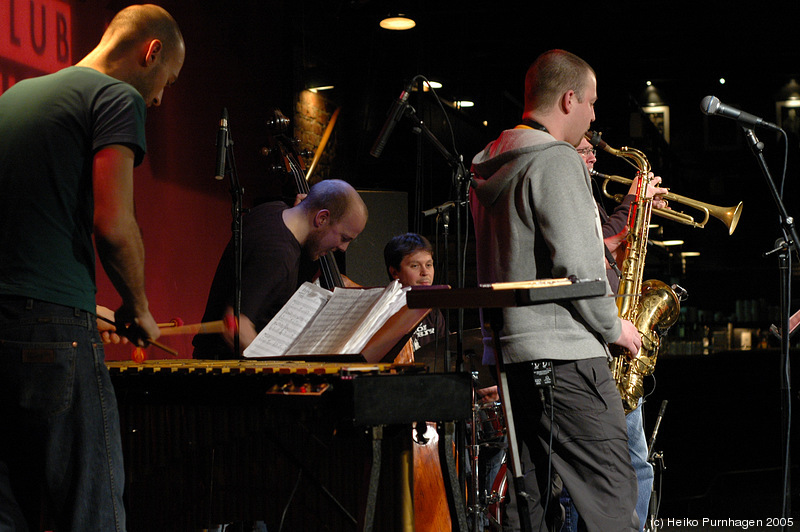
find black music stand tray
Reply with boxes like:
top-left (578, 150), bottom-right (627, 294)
top-left (406, 278), bottom-right (607, 531)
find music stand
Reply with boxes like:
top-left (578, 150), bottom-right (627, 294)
top-left (407, 278), bottom-right (607, 531)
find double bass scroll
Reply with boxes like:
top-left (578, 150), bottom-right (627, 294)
top-left (264, 109), bottom-right (346, 290)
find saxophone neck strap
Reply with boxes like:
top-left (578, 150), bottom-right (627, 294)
top-left (604, 244), bottom-right (622, 279)
top-left (519, 118), bottom-right (549, 132)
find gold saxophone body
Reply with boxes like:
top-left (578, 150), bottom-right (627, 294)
top-left (586, 131), bottom-right (683, 414)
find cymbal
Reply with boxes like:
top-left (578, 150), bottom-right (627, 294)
top-left (413, 328), bottom-right (484, 355)
top-left (413, 328), bottom-right (497, 389)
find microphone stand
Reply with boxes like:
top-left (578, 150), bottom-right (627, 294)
top-left (743, 127), bottom-right (796, 527)
top-left (222, 124), bottom-right (243, 356)
top-left (406, 103), bottom-right (470, 370)
top-left (404, 103), bottom-right (472, 531)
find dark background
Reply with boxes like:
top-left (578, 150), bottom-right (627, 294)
top-left (2, 0), bottom-right (799, 526)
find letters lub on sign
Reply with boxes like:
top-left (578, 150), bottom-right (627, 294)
top-left (0, 0), bottom-right (72, 74)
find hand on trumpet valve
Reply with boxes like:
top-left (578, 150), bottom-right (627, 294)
top-left (630, 172), bottom-right (669, 209)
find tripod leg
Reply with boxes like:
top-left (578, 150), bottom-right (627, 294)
top-left (363, 425), bottom-right (383, 532)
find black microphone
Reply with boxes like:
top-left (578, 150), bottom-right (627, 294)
top-left (422, 201), bottom-right (455, 217)
top-left (700, 95), bottom-right (780, 131)
top-left (647, 399), bottom-right (668, 458)
top-left (214, 108), bottom-right (229, 180)
top-left (370, 80), bottom-right (415, 158)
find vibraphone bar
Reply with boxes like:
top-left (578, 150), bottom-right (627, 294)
top-left (107, 358), bottom-right (417, 376)
top-left (108, 358), bottom-right (471, 531)
top-left (107, 359), bottom-right (420, 397)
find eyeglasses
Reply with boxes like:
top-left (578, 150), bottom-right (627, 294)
top-left (576, 148), bottom-right (596, 156)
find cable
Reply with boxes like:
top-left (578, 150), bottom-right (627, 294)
top-left (277, 469), bottom-right (303, 532)
top-left (775, 127), bottom-right (793, 529)
top-left (539, 385), bottom-right (556, 531)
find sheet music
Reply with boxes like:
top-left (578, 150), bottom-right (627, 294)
top-left (340, 284), bottom-right (408, 354)
top-left (285, 284), bottom-right (392, 355)
top-left (243, 282), bottom-right (332, 358)
top-left (244, 280), bottom-right (409, 359)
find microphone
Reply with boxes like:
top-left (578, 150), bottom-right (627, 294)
top-left (214, 108), bottom-right (229, 180)
top-left (647, 399), bottom-right (668, 458)
top-left (700, 95), bottom-right (780, 131)
top-left (370, 80), bottom-right (415, 158)
top-left (422, 201), bottom-right (455, 217)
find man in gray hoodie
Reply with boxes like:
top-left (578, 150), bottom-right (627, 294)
top-left (470, 49), bottom-right (641, 531)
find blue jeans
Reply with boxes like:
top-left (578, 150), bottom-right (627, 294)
top-left (0, 297), bottom-right (126, 531)
top-left (626, 400), bottom-right (654, 531)
top-left (560, 398), bottom-right (653, 532)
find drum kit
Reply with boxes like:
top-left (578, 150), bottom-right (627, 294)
top-left (416, 328), bottom-right (669, 531)
top-left (415, 328), bottom-right (510, 530)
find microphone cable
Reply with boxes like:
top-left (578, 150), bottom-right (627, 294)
top-left (538, 380), bottom-right (557, 531)
top-left (277, 469), bottom-right (302, 532)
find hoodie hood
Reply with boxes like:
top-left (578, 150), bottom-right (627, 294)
top-left (468, 125), bottom-right (621, 363)
top-left (471, 127), bottom-right (576, 207)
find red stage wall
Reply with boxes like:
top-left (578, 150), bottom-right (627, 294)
top-left (1, 0), bottom-right (293, 359)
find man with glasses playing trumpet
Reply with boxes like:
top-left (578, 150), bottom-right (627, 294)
top-left (556, 137), bottom-right (668, 532)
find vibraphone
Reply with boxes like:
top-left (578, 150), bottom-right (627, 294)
top-left (108, 359), bottom-right (471, 531)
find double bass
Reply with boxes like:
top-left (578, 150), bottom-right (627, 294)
top-left (264, 108), bottom-right (347, 290)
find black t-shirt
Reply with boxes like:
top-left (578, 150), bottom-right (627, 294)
top-left (411, 309), bottom-right (446, 351)
top-left (0, 67), bottom-right (146, 312)
top-left (193, 201), bottom-right (306, 359)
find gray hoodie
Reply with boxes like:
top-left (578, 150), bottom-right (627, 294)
top-left (470, 127), bottom-right (621, 363)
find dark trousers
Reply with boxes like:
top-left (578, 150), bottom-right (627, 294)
top-left (0, 297), bottom-right (126, 531)
top-left (502, 357), bottom-right (638, 532)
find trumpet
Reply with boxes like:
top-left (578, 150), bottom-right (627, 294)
top-left (590, 169), bottom-right (743, 235)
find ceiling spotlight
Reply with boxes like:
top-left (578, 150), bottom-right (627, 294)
top-left (305, 67), bottom-right (335, 92)
top-left (455, 100), bottom-right (474, 109)
top-left (379, 14), bottom-right (416, 30)
top-left (651, 239), bottom-right (684, 248)
top-left (307, 84), bottom-right (334, 93)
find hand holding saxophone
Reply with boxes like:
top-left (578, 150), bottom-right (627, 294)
top-left (614, 318), bottom-right (642, 358)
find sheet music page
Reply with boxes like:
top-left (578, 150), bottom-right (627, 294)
top-left (340, 283), bottom-right (408, 354)
top-left (243, 282), bottom-right (332, 358)
top-left (285, 282), bottom-right (400, 356)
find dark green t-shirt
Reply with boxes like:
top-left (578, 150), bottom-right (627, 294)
top-left (0, 66), bottom-right (146, 312)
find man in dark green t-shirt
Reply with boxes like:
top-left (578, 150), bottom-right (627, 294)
top-left (0, 5), bottom-right (185, 531)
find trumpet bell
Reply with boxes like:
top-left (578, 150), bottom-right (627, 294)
top-left (721, 201), bottom-right (743, 235)
top-left (592, 168), bottom-right (744, 235)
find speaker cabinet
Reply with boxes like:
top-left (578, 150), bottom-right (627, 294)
top-left (345, 190), bottom-right (408, 287)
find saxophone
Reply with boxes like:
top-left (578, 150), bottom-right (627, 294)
top-left (586, 131), bottom-right (684, 414)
